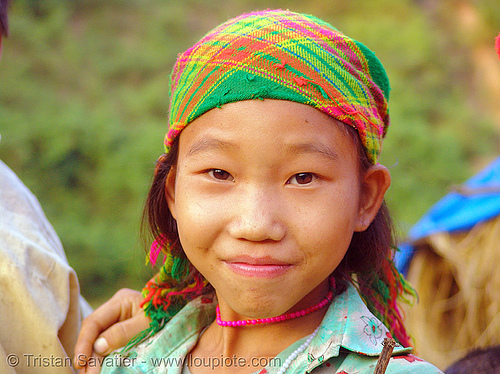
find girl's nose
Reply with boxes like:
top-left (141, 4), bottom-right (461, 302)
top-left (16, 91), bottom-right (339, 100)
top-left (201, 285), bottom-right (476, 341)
top-left (227, 187), bottom-right (286, 242)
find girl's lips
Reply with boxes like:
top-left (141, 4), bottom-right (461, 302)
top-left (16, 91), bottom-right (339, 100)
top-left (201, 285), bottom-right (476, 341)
top-left (223, 257), bottom-right (292, 278)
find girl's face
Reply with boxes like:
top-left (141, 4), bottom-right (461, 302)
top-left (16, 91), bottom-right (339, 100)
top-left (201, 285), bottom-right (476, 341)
top-left (166, 99), bottom-right (389, 319)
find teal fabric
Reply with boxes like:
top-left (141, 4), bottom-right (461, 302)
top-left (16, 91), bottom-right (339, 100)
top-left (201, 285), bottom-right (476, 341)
top-left (102, 284), bottom-right (442, 373)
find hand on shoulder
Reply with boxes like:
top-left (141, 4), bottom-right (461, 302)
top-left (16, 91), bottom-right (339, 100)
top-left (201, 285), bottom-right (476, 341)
top-left (74, 288), bottom-right (149, 373)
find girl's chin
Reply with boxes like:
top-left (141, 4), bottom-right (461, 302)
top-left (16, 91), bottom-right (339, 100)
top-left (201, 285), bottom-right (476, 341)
top-left (217, 294), bottom-right (302, 321)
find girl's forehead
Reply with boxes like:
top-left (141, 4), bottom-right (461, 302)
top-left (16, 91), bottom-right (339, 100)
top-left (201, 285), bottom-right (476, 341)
top-left (181, 100), bottom-right (341, 137)
top-left (177, 100), bottom-right (359, 164)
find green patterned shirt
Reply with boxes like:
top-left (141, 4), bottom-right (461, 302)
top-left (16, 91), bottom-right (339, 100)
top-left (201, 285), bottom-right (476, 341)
top-left (101, 283), bottom-right (443, 374)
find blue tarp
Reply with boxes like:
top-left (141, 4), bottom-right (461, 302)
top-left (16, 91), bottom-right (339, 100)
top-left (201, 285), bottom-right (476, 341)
top-left (395, 156), bottom-right (500, 275)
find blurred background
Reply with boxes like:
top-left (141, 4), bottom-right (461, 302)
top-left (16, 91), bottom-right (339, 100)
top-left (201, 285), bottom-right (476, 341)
top-left (0, 0), bottom-right (499, 309)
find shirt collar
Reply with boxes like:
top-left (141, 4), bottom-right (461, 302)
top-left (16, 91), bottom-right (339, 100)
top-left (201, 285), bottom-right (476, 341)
top-left (129, 295), bottom-right (216, 373)
top-left (305, 282), bottom-right (412, 372)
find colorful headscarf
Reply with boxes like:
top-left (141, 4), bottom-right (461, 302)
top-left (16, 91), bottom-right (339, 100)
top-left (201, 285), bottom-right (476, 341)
top-left (165, 9), bottom-right (390, 164)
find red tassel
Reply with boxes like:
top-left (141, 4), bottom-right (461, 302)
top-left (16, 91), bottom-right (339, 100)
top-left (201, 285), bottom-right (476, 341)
top-left (496, 33), bottom-right (500, 60)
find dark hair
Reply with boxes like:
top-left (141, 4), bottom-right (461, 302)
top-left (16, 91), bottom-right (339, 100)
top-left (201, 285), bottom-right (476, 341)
top-left (335, 123), bottom-right (394, 278)
top-left (143, 138), bottom-right (180, 253)
top-left (142, 121), bottom-right (412, 346)
top-left (0, 0), bottom-right (9, 37)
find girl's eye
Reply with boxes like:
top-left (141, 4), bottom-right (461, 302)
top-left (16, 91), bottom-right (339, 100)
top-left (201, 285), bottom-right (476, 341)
top-left (208, 169), bottom-right (233, 181)
top-left (287, 172), bottom-right (316, 185)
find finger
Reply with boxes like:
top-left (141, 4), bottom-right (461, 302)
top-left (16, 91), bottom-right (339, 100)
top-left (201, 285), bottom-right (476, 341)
top-left (74, 289), bottom-right (142, 369)
top-left (74, 316), bottom-right (102, 369)
top-left (74, 304), bottom-right (120, 368)
top-left (95, 312), bottom-right (151, 355)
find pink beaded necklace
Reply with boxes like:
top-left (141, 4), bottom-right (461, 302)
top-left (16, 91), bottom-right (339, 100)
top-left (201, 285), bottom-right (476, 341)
top-left (216, 290), bottom-right (334, 327)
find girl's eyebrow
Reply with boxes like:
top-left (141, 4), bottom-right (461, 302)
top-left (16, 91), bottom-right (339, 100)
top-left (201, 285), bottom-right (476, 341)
top-left (186, 138), bottom-right (340, 162)
top-left (285, 142), bottom-right (340, 162)
top-left (186, 138), bottom-right (237, 157)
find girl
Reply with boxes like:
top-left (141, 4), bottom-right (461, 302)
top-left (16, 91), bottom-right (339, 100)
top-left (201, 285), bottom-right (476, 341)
top-left (101, 9), bottom-right (442, 374)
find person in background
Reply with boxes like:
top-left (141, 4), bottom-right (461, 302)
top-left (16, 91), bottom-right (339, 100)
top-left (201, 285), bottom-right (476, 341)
top-left (0, 1), bottom-right (108, 372)
top-left (1, 3), bottom-right (153, 373)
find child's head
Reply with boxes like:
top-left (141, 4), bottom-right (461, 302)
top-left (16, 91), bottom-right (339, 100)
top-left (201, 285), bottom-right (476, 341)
top-left (139, 9), bottom-right (413, 348)
top-left (0, 0), bottom-right (8, 37)
top-left (445, 346), bottom-right (500, 374)
top-left (0, 0), bottom-right (10, 56)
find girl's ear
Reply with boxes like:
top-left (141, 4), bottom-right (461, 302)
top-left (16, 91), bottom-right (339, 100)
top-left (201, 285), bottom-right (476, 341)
top-left (165, 166), bottom-right (177, 220)
top-left (355, 164), bottom-right (391, 232)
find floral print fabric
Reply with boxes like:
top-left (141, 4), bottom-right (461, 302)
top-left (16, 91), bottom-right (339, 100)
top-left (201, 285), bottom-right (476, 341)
top-left (102, 283), bottom-right (442, 373)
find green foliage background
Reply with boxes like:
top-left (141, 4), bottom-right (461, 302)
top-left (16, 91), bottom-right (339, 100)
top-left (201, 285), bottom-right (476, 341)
top-left (1, 0), bottom-right (499, 305)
